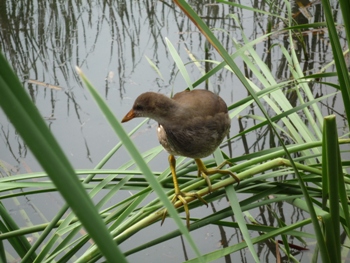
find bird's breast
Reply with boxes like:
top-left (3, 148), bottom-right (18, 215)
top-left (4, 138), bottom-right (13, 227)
top-left (157, 124), bottom-right (178, 156)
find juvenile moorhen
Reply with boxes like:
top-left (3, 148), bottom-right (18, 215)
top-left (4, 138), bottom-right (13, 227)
top-left (122, 89), bottom-right (239, 228)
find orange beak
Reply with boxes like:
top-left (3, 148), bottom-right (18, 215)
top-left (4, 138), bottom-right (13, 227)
top-left (121, 109), bottom-right (135, 123)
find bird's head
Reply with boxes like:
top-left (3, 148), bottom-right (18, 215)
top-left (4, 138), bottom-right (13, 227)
top-left (121, 92), bottom-right (175, 123)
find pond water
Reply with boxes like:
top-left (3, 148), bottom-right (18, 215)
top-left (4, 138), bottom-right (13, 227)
top-left (0, 0), bottom-right (345, 262)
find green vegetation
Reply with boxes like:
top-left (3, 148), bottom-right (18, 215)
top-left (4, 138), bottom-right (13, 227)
top-left (0, 0), bottom-right (349, 262)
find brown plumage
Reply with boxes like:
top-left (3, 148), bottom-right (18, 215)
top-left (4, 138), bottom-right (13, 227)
top-left (122, 89), bottom-right (239, 228)
top-left (122, 89), bottom-right (230, 158)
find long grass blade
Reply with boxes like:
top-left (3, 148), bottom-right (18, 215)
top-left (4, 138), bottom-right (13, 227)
top-left (76, 67), bottom-right (203, 262)
top-left (0, 52), bottom-right (126, 263)
top-left (165, 37), bottom-right (194, 90)
top-left (322, 115), bottom-right (342, 262)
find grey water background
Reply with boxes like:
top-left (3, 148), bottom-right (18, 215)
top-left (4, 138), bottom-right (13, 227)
top-left (0, 0), bottom-right (346, 262)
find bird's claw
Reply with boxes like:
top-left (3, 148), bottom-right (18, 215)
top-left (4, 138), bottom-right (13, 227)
top-left (195, 159), bottom-right (240, 192)
top-left (161, 191), bottom-right (208, 229)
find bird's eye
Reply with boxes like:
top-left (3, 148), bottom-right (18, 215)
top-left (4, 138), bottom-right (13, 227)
top-left (135, 104), bottom-right (143, 111)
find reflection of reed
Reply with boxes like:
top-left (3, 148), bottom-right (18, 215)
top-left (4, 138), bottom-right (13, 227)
top-left (0, 0), bottom-right (239, 169)
top-left (0, 124), bottom-right (27, 170)
top-left (0, 0), bottom-right (342, 112)
top-left (0, 0), bottom-right (248, 101)
top-left (0, 2), bottom-right (343, 155)
top-left (27, 79), bottom-right (63, 90)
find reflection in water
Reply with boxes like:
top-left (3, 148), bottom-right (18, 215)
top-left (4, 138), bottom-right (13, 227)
top-left (0, 0), bottom-right (346, 262)
top-left (0, 0), bottom-right (240, 168)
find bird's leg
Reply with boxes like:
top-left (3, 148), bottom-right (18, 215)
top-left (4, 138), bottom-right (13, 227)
top-left (195, 158), bottom-right (240, 192)
top-left (161, 155), bottom-right (207, 229)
